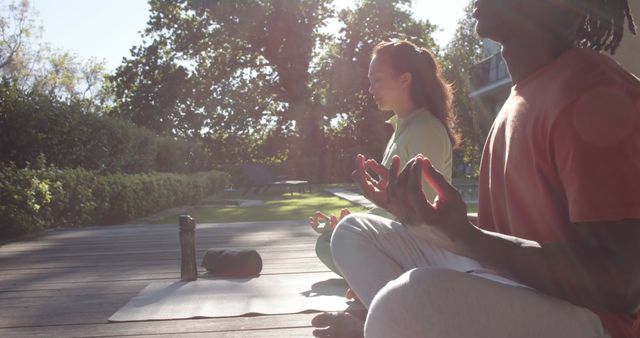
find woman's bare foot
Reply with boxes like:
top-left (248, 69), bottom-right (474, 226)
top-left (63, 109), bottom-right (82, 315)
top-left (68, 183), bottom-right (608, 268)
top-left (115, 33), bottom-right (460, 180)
top-left (311, 311), bottom-right (365, 338)
top-left (345, 287), bottom-right (359, 302)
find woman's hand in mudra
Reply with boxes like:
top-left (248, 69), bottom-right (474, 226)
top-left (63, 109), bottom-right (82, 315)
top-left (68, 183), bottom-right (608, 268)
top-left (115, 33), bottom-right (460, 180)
top-left (309, 208), bottom-right (351, 233)
top-left (352, 154), bottom-right (394, 210)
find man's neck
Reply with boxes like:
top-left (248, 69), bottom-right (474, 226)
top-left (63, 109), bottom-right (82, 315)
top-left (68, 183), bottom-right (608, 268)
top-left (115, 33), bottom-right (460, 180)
top-left (501, 39), bottom-right (570, 84)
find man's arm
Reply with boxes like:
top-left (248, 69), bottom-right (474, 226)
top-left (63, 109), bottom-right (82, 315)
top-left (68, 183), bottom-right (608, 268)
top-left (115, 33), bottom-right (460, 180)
top-left (378, 155), bottom-right (640, 314)
top-left (468, 219), bottom-right (640, 313)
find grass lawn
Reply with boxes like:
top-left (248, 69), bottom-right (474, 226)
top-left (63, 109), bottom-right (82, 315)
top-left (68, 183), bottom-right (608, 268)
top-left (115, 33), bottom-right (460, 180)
top-left (153, 184), bottom-right (479, 224)
top-left (153, 186), bottom-right (366, 224)
top-left (467, 202), bottom-right (478, 213)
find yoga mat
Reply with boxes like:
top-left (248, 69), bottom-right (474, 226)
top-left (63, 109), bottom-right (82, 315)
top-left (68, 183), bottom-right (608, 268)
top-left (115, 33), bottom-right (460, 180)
top-left (109, 272), bottom-right (353, 322)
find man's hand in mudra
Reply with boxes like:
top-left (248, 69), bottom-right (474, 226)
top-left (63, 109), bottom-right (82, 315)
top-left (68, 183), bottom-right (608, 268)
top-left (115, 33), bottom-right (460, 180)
top-left (353, 154), bottom-right (478, 255)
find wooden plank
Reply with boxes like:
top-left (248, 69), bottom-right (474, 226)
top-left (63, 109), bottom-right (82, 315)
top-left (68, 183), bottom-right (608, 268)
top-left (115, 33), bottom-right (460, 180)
top-left (0, 264), bottom-right (330, 290)
top-left (0, 254), bottom-right (327, 284)
top-left (0, 306), bottom-right (119, 328)
top-left (0, 313), bottom-right (316, 337)
top-left (0, 219), bottom-right (338, 336)
top-left (0, 255), bottom-right (320, 273)
top-left (0, 273), bottom-right (333, 327)
top-left (0, 254), bottom-right (321, 271)
top-left (0, 220), bottom-right (310, 239)
top-left (1, 229), bottom-right (315, 250)
top-left (0, 242), bottom-right (317, 257)
top-left (0, 243), bottom-right (318, 261)
top-left (0, 247), bottom-right (319, 263)
top-left (0, 287), bottom-right (141, 300)
top-left (0, 292), bottom-right (134, 313)
top-left (132, 328), bottom-right (313, 338)
top-left (0, 269), bottom-right (332, 292)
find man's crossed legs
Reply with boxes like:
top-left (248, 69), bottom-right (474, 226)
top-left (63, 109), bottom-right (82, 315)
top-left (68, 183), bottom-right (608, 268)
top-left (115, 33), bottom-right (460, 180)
top-left (320, 213), bottom-right (609, 338)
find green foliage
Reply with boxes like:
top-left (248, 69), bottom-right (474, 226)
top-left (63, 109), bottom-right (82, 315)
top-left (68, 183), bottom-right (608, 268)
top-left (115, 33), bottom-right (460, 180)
top-left (441, 1), bottom-right (490, 178)
top-left (0, 81), bottom-right (212, 173)
top-left (1, 0), bottom-right (110, 104)
top-left (110, 0), bottom-right (448, 183)
top-left (0, 162), bottom-right (53, 237)
top-left (0, 164), bottom-right (230, 239)
top-left (110, 0), bottom-right (334, 174)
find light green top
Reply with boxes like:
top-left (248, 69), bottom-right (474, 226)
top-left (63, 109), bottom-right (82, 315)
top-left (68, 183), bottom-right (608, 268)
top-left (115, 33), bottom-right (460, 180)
top-left (369, 107), bottom-right (453, 219)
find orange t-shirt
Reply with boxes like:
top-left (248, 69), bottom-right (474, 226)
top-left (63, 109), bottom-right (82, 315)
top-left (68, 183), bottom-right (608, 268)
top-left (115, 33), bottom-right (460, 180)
top-left (477, 48), bottom-right (640, 337)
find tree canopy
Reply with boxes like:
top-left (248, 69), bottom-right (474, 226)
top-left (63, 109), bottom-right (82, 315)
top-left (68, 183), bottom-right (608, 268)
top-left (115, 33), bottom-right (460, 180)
top-left (2, 0), bottom-right (486, 181)
top-left (109, 0), bottom-right (474, 181)
top-left (1, 0), bottom-right (108, 105)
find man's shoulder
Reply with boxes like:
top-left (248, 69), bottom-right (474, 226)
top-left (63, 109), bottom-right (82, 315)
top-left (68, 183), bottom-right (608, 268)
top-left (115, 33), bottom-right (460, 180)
top-left (549, 50), bottom-right (640, 147)
top-left (535, 48), bottom-right (640, 114)
top-left (569, 48), bottom-right (639, 87)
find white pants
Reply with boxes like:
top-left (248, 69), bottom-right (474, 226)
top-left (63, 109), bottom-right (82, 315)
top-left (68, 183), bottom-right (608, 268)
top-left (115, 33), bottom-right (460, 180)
top-left (330, 213), bottom-right (610, 338)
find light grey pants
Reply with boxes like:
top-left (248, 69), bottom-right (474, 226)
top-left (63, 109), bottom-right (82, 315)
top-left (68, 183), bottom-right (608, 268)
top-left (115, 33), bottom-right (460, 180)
top-left (331, 213), bottom-right (610, 338)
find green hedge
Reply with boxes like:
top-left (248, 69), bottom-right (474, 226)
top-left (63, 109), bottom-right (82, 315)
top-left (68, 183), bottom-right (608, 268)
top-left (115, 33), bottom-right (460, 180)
top-left (0, 163), bottom-right (229, 239)
top-left (0, 82), bottom-right (213, 173)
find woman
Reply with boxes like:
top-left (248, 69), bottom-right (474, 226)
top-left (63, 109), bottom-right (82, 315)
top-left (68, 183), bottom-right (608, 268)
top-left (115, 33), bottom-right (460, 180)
top-left (310, 40), bottom-right (457, 277)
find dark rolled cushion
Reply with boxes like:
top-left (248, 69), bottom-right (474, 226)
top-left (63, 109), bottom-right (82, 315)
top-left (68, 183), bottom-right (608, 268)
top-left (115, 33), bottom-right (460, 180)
top-left (201, 249), bottom-right (263, 277)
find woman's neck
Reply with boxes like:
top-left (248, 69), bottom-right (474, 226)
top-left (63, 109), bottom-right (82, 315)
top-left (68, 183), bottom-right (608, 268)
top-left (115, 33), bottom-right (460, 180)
top-left (393, 100), bottom-right (418, 118)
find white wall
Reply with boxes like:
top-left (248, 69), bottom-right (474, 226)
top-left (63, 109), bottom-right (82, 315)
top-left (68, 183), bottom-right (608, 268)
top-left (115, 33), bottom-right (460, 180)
top-left (612, 0), bottom-right (640, 77)
top-left (482, 39), bottom-right (501, 58)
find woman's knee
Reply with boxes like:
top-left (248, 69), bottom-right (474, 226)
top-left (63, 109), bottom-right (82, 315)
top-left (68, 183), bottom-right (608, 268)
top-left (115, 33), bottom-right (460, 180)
top-left (330, 214), bottom-right (368, 252)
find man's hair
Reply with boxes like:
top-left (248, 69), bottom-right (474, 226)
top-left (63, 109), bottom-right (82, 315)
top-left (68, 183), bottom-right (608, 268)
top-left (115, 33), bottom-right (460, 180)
top-left (574, 0), bottom-right (637, 54)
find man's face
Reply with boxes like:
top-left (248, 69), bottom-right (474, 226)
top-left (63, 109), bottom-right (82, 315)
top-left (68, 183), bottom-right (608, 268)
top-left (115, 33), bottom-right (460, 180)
top-left (473, 0), bottom-right (524, 42)
top-left (474, 0), bottom-right (577, 44)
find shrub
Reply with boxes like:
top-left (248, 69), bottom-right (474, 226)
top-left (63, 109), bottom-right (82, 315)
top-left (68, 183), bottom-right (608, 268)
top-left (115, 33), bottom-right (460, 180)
top-left (0, 82), bottom-right (211, 173)
top-left (0, 163), bottom-right (54, 238)
top-left (0, 164), bottom-right (230, 240)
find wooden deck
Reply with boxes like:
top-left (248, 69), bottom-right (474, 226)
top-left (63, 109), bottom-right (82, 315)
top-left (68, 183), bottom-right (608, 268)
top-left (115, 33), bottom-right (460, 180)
top-left (0, 220), bottom-right (330, 337)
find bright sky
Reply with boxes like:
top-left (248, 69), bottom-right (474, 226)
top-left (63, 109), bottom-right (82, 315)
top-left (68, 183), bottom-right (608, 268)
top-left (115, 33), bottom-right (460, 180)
top-left (30, 0), bottom-right (468, 72)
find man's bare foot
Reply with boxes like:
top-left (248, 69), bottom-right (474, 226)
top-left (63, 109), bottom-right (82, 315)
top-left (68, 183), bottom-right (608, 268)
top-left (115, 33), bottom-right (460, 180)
top-left (311, 311), bottom-right (364, 338)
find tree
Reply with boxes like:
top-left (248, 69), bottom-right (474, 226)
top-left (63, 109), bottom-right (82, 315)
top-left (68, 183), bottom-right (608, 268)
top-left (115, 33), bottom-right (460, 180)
top-left (441, 1), bottom-right (491, 177)
top-left (110, 1), bottom-right (333, 175)
top-left (1, 0), bottom-right (109, 105)
top-left (0, 0), bottom-right (34, 70)
top-left (111, 0), bottom-right (445, 181)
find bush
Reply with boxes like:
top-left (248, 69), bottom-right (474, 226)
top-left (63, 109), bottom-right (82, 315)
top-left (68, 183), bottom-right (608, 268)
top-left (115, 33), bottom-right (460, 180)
top-left (0, 82), bottom-right (212, 173)
top-left (0, 163), bottom-right (54, 238)
top-left (0, 164), bottom-right (230, 240)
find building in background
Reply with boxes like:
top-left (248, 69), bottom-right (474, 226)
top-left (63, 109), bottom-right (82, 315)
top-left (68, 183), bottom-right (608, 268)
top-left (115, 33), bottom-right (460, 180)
top-left (469, 0), bottom-right (640, 118)
top-left (468, 39), bottom-right (510, 118)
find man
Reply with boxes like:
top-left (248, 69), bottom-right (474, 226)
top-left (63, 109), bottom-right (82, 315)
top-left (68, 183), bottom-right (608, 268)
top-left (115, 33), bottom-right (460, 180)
top-left (312, 0), bottom-right (640, 337)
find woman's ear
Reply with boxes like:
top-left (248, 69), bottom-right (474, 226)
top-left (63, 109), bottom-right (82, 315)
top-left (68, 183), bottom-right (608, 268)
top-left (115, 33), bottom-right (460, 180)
top-left (399, 72), bottom-right (412, 89)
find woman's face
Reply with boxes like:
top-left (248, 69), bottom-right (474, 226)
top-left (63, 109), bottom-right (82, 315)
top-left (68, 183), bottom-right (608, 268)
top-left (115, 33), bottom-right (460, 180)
top-left (368, 55), bottom-right (411, 112)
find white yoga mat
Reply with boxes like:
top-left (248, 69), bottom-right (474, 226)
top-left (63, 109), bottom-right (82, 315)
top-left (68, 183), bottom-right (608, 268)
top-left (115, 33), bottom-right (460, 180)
top-left (109, 272), bottom-right (354, 322)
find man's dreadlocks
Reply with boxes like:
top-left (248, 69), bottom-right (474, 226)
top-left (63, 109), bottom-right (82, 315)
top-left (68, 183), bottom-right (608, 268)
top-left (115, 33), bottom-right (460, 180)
top-left (574, 0), bottom-right (637, 54)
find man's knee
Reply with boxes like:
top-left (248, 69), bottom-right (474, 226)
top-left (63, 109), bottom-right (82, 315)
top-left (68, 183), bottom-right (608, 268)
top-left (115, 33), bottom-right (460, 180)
top-left (369, 268), bottom-right (461, 314)
top-left (366, 269), bottom-right (608, 338)
top-left (365, 268), bottom-right (467, 338)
